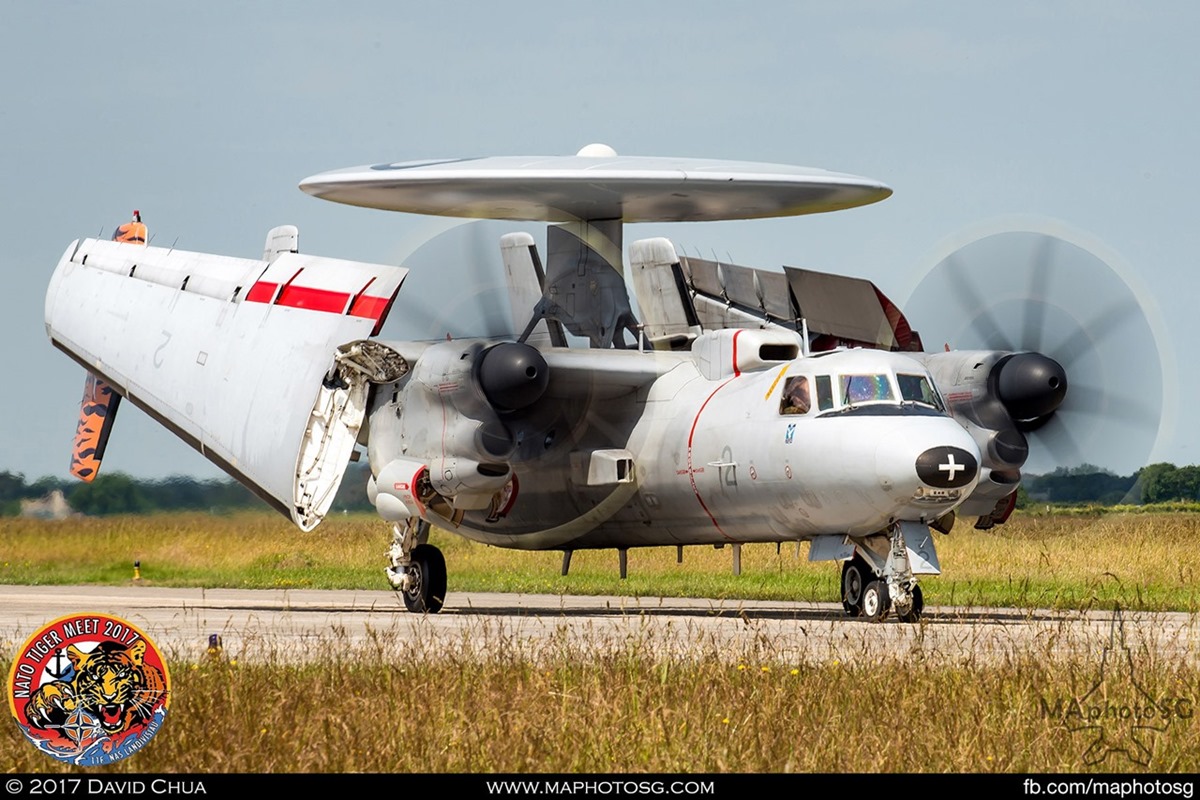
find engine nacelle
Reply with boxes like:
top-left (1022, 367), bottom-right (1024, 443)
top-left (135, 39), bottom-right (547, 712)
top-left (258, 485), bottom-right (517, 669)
top-left (918, 349), bottom-right (1067, 526)
top-left (367, 339), bottom-right (548, 517)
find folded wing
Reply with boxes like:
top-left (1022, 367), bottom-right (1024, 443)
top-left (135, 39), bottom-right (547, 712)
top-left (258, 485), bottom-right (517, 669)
top-left (45, 235), bottom-right (408, 529)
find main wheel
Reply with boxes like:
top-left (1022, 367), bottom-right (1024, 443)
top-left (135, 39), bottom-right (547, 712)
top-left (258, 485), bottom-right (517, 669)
top-left (897, 584), bottom-right (924, 623)
top-left (862, 580), bottom-right (890, 623)
top-left (841, 558), bottom-right (868, 616)
top-left (401, 544), bottom-right (447, 614)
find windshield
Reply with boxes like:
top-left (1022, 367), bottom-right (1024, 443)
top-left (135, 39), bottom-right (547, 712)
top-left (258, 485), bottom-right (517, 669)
top-left (897, 373), bottom-right (944, 411)
top-left (840, 374), bottom-right (894, 405)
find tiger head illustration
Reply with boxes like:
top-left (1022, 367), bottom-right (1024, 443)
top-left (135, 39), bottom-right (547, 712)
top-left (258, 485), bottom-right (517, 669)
top-left (69, 640), bottom-right (166, 734)
top-left (24, 639), bottom-right (167, 736)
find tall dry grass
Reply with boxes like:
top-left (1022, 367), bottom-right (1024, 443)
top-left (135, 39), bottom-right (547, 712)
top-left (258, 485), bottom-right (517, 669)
top-left (4, 621), bottom-right (1197, 773)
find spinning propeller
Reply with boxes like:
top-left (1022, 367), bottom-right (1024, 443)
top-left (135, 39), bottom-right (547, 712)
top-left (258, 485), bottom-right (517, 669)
top-left (379, 219), bottom-right (532, 342)
top-left (904, 229), bottom-right (1164, 475)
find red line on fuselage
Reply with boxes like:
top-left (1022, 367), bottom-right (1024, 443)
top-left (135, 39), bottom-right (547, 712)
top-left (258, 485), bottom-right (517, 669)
top-left (685, 343), bottom-right (742, 541)
top-left (731, 328), bottom-right (741, 377)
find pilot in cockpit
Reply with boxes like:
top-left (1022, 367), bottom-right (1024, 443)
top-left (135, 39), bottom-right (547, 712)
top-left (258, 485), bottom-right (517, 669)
top-left (780, 376), bottom-right (811, 415)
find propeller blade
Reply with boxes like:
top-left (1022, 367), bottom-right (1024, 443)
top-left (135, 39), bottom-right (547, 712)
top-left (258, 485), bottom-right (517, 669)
top-left (1059, 381), bottom-right (1160, 430)
top-left (945, 254), bottom-right (1014, 351)
top-left (1031, 413), bottom-right (1085, 469)
top-left (382, 220), bottom-right (534, 341)
top-left (1050, 295), bottom-right (1143, 369)
top-left (1023, 235), bottom-right (1056, 353)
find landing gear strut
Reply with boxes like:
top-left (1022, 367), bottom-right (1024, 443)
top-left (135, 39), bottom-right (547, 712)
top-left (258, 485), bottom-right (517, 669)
top-left (386, 519), bottom-right (447, 613)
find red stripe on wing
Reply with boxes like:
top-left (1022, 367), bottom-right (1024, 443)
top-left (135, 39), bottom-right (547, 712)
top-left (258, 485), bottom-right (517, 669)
top-left (348, 295), bottom-right (392, 321)
top-left (275, 284), bottom-right (352, 313)
top-left (244, 281), bottom-right (277, 303)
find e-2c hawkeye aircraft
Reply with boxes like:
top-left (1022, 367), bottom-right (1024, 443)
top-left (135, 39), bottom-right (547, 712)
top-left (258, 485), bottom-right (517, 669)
top-left (45, 145), bottom-right (1072, 622)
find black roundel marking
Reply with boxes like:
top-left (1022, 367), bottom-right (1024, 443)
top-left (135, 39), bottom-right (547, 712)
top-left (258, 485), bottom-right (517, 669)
top-left (916, 447), bottom-right (978, 489)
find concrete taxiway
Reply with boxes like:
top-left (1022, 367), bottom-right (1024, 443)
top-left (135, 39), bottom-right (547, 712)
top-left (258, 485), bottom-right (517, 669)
top-left (1, 585), bottom-right (1196, 666)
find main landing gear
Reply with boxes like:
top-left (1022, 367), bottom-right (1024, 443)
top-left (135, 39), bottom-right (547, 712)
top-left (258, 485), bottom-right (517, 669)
top-left (840, 524), bottom-right (925, 623)
top-left (386, 518), bottom-right (447, 613)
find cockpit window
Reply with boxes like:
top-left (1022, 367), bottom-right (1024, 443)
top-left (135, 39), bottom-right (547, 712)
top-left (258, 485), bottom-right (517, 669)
top-left (841, 374), bottom-right (894, 404)
top-left (779, 376), bottom-right (811, 415)
top-left (815, 375), bottom-right (834, 411)
top-left (897, 373), bottom-right (944, 411)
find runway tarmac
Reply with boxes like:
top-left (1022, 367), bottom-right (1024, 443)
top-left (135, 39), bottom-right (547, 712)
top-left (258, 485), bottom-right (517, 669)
top-left (2, 584), bottom-right (1197, 666)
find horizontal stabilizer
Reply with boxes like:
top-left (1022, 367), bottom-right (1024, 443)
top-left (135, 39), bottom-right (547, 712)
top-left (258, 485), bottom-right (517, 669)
top-left (46, 237), bottom-right (409, 528)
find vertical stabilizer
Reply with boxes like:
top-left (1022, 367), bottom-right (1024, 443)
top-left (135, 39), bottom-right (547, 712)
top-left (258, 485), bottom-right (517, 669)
top-left (263, 224), bottom-right (300, 261)
top-left (502, 232), bottom-right (567, 348)
top-left (70, 211), bottom-right (149, 480)
top-left (522, 219), bottom-right (639, 349)
top-left (629, 238), bottom-right (701, 350)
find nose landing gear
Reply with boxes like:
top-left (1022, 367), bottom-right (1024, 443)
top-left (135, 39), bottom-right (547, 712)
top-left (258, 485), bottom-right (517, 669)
top-left (840, 522), bottom-right (932, 623)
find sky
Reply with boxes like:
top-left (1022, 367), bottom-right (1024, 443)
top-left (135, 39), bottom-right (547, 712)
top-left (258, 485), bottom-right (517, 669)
top-left (1, 1), bottom-right (1196, 482)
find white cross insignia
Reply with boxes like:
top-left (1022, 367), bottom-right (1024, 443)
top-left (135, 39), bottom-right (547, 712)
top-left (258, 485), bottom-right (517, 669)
top-left (939, 453), bottom-right (965, 481)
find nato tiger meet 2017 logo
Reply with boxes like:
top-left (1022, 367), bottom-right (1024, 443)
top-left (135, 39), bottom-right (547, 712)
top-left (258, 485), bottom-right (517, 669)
top-left (7, 613), bottom-right (170, 765)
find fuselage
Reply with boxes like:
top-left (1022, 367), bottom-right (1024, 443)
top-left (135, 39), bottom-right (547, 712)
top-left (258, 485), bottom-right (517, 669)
top-left (371, 339), bottom-right (981, 551)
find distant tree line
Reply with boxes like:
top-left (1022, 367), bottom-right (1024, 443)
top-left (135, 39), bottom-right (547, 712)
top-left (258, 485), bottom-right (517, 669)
top-left (3, 462), bottom-right (1199, 517)
top-left (0, 463), bottom-right (375, 517)
top-left (1022, 462), bottom-right (1200, 505)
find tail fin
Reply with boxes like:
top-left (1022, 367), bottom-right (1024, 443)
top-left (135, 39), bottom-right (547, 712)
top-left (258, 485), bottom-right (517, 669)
top-left (263, 224), bottom-right (299, 261)
top-left (502, 232), bottom-right (567, 347)
top-left (69, 373), bottom-right (122, 481)
top-left (629, 238), bottom-right (702, 350)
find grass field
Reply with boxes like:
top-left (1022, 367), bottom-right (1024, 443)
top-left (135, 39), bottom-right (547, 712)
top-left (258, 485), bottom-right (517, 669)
top-left (3, 510), bottom-right (1198, 773)
top-left (3, 629), bottom-right (1198, 773)
top-left (2, 509), bottom-right (1199, 611)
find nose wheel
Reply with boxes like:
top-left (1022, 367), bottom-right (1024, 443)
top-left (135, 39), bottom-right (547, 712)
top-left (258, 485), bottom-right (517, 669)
top-left (861, 580), bottom-right (889, 622)
top-left (841, 555), bottom-right (870, 616)
top-left (895, 584), bottom-right (924, 623)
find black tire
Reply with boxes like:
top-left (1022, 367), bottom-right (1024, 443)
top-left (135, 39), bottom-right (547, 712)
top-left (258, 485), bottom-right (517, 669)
top-left (862, 580), bottom-right (890, 623)
top-left (402, 544), bottom-right (447, 614)
top-left (841, 558), bottom-right (868, 616)
top-left (898, 584), bottom-right (924, 623)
